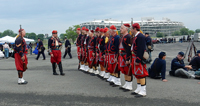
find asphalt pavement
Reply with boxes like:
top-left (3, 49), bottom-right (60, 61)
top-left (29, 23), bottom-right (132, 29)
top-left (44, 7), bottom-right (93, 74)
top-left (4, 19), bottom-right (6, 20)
top-left (0, 42), bottom-right (200, 106)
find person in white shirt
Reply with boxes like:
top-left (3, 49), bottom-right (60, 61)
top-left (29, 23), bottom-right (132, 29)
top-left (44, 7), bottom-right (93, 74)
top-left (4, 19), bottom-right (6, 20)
top-left (3, 42), bottom-right (10, 58)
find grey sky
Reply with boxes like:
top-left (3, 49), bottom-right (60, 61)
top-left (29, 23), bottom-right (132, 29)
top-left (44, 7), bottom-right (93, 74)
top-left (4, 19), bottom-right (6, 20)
top-left (0, 0), bottom-right (199, 35)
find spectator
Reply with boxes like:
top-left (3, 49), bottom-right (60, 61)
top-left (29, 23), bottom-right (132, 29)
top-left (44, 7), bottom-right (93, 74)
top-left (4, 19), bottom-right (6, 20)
top-left (148, 52), bottom-right (167, 82)
top-left (36, 38), bottom-right (45, 60)
top-left (145, 33), bottom-right (153, 63)
top-left (3, 42), bottom-right (10, 58)
top-left (189, 50), bottom-right (200, 76)
top-left (29, 43), bottom-right (32, 55)
top-left (169, 51), bottom-right (194, 78)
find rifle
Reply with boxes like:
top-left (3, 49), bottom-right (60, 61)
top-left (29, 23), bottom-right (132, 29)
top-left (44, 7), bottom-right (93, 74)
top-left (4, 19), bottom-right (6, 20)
top-left (20, 25), bottom-right (28, 71)
top-left (184, 40), bottom-right (197, 62)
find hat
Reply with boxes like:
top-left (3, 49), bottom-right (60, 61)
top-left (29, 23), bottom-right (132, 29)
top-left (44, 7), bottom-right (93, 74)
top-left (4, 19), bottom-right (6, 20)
top-left (178, 51), bottom-right (184, 57)
top-left (90, 30), bottom-right (94, 33)
top-left (76, 28), bottom-right (81, 31)
top-left (100, 28), bottom-right (104, 32)
top-left (132, 23), bottom-right (140, 29)
top-left (38, 38), bottom-right (40, 39)
top-left (123, 23), bottom-right (130, 28)
top-left (85, 28), bottom-right (89, 32)
top-left (110, 25), bottom-right (116, 30)
top-left (197, 50), bottom-right (200, 54)
top-left (159, 52), bottom-right (166, 59)
top-left (18, 29), bottom-right (24, 32)
top-left (52, 30), bottom-right (57, 34)
top-left (95, 27), bottom-right (100, 32)
top-left (145, 33), bottom-right (149, 35)
top-left (104, 27), bottom-right (109, 33)
top-left (82, 27), bottom-right (86, 31)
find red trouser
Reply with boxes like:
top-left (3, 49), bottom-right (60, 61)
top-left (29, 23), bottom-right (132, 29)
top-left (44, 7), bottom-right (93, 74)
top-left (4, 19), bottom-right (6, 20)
top-left (131, 54), bottom-right (148, 79)
top-left (107, 53), bottom-right (118, 73)
top-left (99, 52), bottom-right (104, 66)
top-left (51, 50), bottom-right (61, 64)
top-left (88, 49), bottom-right (97, 67)
top-left (77, 46), bottom-right (81, 60)
top-left (15, 53), bottom-right (28, 72)
top-left (118, 54), bottom-right (130, 75)
top-left (81, 47), bottom-right (85, 61)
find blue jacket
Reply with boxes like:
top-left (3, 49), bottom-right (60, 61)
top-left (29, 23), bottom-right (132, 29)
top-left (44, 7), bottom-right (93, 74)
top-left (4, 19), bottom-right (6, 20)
top-left (107, 34), bottom-right (120, 55)
top-left (171, 57), bottom-right (187, 76)
top-left (149, 58), bottom-right (166, 80)
top-left (14, 36), bottom-right (26, 57)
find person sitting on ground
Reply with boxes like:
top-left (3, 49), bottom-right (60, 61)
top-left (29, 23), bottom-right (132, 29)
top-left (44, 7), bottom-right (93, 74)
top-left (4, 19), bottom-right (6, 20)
top-left (169, 51), bottom-right (194, 78)
top-left (189, 50), bottom-right (200, 76)
top-left (148, 52), bottom-right (167, 82)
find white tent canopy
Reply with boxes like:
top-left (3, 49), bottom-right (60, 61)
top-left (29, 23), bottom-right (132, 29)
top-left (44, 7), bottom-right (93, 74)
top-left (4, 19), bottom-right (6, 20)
top-left (0, 35), bottom-right (35, 43)
top-left (0, 36), bottom-right (15, 43)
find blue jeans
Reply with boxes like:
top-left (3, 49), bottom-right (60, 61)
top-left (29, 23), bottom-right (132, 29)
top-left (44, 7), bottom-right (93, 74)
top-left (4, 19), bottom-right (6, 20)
top-left (195, 69), bottom-right (200, 76)
top-left (4, 48), bottom-right (9, 58)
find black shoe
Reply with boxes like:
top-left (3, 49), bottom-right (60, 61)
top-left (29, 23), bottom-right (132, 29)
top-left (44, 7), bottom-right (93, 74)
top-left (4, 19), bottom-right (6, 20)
top-left (60, 73), bottom-right (65, 76)
top-left (53, 73), bottom-right (59, 75)
top-left (70, 57), bottom-right (72, 59)
top-left (123, 89), bottom-right (132, 92)
top-left (18, 81), bottom-right (28, 85)
top-left (112, 84), bottom-right (119, 87)
top-left (43, 59), bottom-right (45, 60)
top-left (109, 82), bottom-right (114, 85)
top-left (119, 86), bottom-right (125, 90)
top-left (35, 58), bottom-right (38, 60)
top-left (135, 94), bottom-right (146, 98)
top-left (131, 92), bottom-right (138, 95)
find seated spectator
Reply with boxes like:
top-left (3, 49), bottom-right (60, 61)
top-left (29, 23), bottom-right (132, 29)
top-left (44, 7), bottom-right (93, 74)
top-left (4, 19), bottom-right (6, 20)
top-left (189, 50), bottom-right (200, 76)
top-left (148, 52), bottom-right (167, 82)
top-left (169, 51), bottom-right (194, 78)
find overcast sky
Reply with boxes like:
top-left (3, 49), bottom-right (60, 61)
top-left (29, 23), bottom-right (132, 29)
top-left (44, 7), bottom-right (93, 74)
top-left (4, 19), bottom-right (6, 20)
top-left (0, 0), bottom-right (199, 35)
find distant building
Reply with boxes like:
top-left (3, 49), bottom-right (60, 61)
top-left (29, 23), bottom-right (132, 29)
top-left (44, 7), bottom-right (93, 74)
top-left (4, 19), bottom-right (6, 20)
top-left (80, 17), bottom-right (185, 36)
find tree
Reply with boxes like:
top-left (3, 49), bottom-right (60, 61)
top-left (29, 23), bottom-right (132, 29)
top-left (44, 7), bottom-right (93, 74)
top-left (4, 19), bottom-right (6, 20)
top-left (188, 30), bottom-right (195, 35)
top-left (37, 34), bottom-right (44, 41)
top-left (60, 33), bottom-right (66, 40)
top-left (0, 32), bottom-right (2, 38)
top-left (195, 29), bottom-right (200, 33)
top-left (28, 32), bottom-right (37, 40)
top-left (156, 32), bottom-right (164, 38)
top-left (180, 28), bottom-right (189, 35)
top-left (172, 31), bottom-right (181, 36)
top-left (2, 29), bottom-right (15, 37)
top-left (64, 25), bottom-right (80, 43)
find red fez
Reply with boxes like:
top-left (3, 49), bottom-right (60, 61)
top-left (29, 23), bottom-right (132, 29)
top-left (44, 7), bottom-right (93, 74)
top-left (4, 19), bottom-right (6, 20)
top-left (82, 27), bottom-right (86, 30)
top-left (77, 28), bottom-right (81, 31)
top-left (95, 27), bottom-right (100, 32)
top-left (132, 23), bottom-right (140, 29)
top-left (104, 27), bottom-right (109, 33)
top-left (86, 28), bottom-right (89, 32)
top-left (110, 25), bottom-right (116, 30)
top-left (52, 30), bottom-right (57, 34)
top-left (123, 23), bottom-right (130, 28)
top-left (18, 29), bottom-right (24, 32)
top-left (100, 28), bottom-right (104, 32)
top-left (90, 30), bottom-right (94, 33)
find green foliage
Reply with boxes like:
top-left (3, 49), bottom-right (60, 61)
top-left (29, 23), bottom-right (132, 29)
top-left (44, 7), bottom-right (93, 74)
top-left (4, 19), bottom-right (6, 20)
top-left (156, 32), bottom-right (164, 38)
top-left (27, 32), bottom-right (37, 40)
top-left (172, 31), bottom-right (181, 36)
top-left (195, 29), bottom-right (200, 33)
top-left (188, 30), bottom-right (195, 35)
top-left (37, 34), bottom-right (44, 41)
top-left (180, 28), bottom-right (189, 35)
top-left (0, 32), bottom-right (3, 38)
top-left (2, 29), bottom-right (16, 37)
top-left (64, 25), bottom-right (80, 42)
top-left (60, 33), bottom-right (66, 40)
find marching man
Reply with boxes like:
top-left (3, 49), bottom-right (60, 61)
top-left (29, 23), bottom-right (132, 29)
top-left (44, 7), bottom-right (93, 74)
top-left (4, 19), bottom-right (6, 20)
top-left (83, 28), bottom-right (90, 72)
top-left (88, 30), bottom-right (97, 74)
top-left (118, 24), bottom-right (133, 91)
top-left (14, 28), bottom-right (28, 85)
top-left (103, 27), bottom-right (110, 79)
top-left (130, 23), bottom-right (148, 97)
top-left (76, 28), bottom-right (82, 69)
top-left (106, 25), bottom-right (121, 87)
top-left (80, 27), bottom-right (87, 71)
top-left (48, 30), bottom-right (65, 76)
top-left (99, 28), bottom-right (106, 77)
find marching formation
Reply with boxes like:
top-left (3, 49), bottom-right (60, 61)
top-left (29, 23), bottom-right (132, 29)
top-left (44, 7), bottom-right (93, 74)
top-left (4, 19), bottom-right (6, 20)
top-left (76, 23), bottom-right (149, 98)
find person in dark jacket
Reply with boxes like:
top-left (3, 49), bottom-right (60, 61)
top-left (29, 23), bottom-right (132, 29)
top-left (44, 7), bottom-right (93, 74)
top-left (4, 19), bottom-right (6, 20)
top-left (145, 33), bottom-right (153, 63)
top-left (189, 50), bottom-right (200, 76)
top-left (169, 51), bottom-right (193, 78)
top-left (63, 38), bottom-right (72, 59)
top-left (36, 38), bottom-right (45, 60)
top-left (148, 52), bottom-right (167, 82)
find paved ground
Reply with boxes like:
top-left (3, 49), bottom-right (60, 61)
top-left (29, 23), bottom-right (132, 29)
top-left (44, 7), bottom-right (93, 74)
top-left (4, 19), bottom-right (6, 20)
top-left (0, 42), bottom-right (200, 106)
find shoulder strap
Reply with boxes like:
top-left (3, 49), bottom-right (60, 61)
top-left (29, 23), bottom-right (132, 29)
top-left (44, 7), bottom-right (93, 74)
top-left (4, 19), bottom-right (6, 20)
top-left (152, 58), bottom-right (159, 73)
